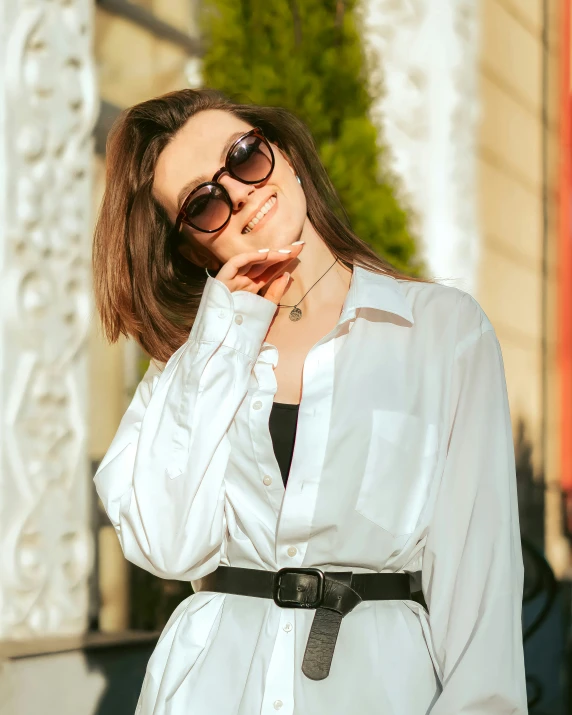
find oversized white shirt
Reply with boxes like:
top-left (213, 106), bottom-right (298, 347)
top-left (94, 264), bottom-right (528, 715)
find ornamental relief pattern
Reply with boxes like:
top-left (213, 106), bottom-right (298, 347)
top-left (361, 0), bottom-right (480, 292)
top-left (1, 0), bottom-right (97, 637)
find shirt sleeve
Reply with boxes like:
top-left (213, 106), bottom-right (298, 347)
top-left (93, 277), bottom-right (277, 581)
top-left (423, 294), bottom-right (528, 714)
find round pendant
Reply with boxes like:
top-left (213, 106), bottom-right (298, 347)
top-left (289, 306), bottom-right (303, 322)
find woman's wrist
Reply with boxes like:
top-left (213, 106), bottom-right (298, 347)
top-left (189, 277), bottom-right (276, 358)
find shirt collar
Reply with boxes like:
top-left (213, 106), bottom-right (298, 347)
top-left (339, 264), bottom-right (414, 326)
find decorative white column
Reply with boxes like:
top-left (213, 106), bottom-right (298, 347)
top-left (0, 0), bottom-right (97, 638)
top-left (361, 0), bottom-right (481, 292)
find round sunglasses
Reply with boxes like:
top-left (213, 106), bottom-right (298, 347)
top-left (173, 127), bottom-right (275, 234)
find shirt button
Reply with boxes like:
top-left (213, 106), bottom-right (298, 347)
top-left (283, 622), bottom-right (293, 632)
top-left (273, 701), bottom-right (283, 710)
top-left (253, 400), bottom-right (263, 410)
top-left (263, 475), bottom-right (272, 486)
top-left (287, 546), bottom-right (297, 557)
top-left (234, 314), bottom-right (243, 325)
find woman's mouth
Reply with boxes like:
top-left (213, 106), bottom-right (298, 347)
top-left (242, 194), bottom-right (277, 234)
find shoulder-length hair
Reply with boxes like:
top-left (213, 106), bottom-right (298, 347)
top-left (93, 87), bottom-right (435, 363)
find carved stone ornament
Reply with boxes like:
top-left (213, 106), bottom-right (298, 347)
top-left (360, 0), bottom-right (481, 292)
top-left (0, 0), bottom-right (98, 638)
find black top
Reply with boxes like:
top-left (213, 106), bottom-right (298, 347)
top-left (269, 401), bottom-right (300, 487)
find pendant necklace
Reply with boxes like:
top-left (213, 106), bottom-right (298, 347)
top-left (278, 256), bottom-right (339, 322)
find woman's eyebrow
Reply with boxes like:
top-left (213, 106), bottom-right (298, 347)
top-left (176, 130), bottom-right (248, 209)
top-left (176, 175), bottom-right (209, 208)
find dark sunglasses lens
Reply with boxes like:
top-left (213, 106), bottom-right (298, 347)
top-left (184, 185), bottom-right (231, 231)
top-left (228, 135), bottom-right (273, 182)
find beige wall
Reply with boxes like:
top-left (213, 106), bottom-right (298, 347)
top-left (95, 2), bottom-right (195, 110)
top-left (477, 0), bottom-right (568, 573)
top-left (89, 1), bottom-right (196, 464)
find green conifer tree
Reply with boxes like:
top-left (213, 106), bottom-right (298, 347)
top-left (199, 0), bottom-right (424, 274)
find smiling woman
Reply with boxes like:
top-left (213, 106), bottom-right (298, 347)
top-left (92, 88), bottom-right (431, 363)
top-left (91, 87), bottom-right (527, 715)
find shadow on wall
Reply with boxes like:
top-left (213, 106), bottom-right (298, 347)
top-left (515, 416), bottom-right (545, 553)
top-left (84, 641), bottom-right (156, 715)
top-left (514, 415), bottom-right (571, 715)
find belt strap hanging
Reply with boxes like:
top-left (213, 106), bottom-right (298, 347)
top-left (192, 565), bottom-right (426, 681)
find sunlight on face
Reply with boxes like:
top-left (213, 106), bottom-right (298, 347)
top-left (153, 109), bottom-right (307, 268)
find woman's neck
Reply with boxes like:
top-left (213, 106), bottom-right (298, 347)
top-left (262, 225), bottom-right (353, 317)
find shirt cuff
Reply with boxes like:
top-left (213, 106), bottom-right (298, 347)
top-left (190, 276), bottom-right (277, 359)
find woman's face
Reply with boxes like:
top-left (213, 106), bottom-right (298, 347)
top-left (153, 109), bottom-right (308, 270)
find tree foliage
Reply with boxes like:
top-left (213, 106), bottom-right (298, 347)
top-left (199, 0), bottom-right (423, 273)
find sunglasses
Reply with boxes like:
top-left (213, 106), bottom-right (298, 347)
top-left (173, 127), bottom-right (275, 235)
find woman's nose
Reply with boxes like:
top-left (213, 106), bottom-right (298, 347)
top-left (218, 174), bottom-right (255, 210)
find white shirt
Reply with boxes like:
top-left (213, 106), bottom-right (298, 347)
top-left (94, 264), bottom-right (528, 715)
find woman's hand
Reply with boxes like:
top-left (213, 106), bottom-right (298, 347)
top-left (213, 241), bottom-right (305, 305)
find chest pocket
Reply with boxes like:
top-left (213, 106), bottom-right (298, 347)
top-left (355, 409), bottom-right (440, 537)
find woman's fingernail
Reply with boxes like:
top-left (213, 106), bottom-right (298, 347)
top-left (292, 240), bottom-right (305, 245)
top-left (278, 249), bottom-right (292, 254)
top-left (284, 272), bottom-right (290, 281)
top-left (258, 248), bottom-right (270, 253)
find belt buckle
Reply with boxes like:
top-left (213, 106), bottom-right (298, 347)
top-left (273, 567), bottom-right (325, 609)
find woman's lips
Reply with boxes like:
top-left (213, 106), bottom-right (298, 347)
top-left (243, 194), bottom-right (278, 235)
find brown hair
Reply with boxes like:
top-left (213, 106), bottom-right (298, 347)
top-left (93, 87), bottom-right (435, 363)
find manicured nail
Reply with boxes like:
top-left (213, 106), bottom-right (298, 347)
top-left (284, 272), bottom-right (290, 281)
top-left (292, 240), bottom-right (305, 245)
top-left (278, 249), bottom-right (291, 254)
top-left (258, 248), bottom-right (270, 253)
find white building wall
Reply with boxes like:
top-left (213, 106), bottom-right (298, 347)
top-left (0, 0), bottom-right (97, 639)
top-left (361, 0), bottom-right (481, 292)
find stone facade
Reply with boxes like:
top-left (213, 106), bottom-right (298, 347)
top-left (0, 0), bottom-right (97, 639)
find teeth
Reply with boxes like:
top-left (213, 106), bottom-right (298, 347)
top-left (242, 195), bottom-right (276, 234)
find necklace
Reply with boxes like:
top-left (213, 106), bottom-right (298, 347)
top-left (278, 256), bottom-right (339, 321)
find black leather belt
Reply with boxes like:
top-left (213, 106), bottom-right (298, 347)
top-left (192, 565), bottom-right (427, 680)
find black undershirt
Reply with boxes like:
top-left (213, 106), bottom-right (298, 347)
top-left (269, 401), bottom-right (300, 487)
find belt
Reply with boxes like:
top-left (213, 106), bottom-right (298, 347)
top-left (192, 565), bottom-right (427, 680)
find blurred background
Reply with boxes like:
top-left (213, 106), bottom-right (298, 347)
top-left (0, 0), bottom-right (570, 713)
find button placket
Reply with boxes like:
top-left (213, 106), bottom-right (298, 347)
top-left (260, 609), bottom-right (295, 715)
top-left (250, 358), bottom-right (285, 517)
top-left (275, 339), bottom-right (335, 569)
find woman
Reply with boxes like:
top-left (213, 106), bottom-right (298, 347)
top-left (93, 88), bottom-right (528, 715)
